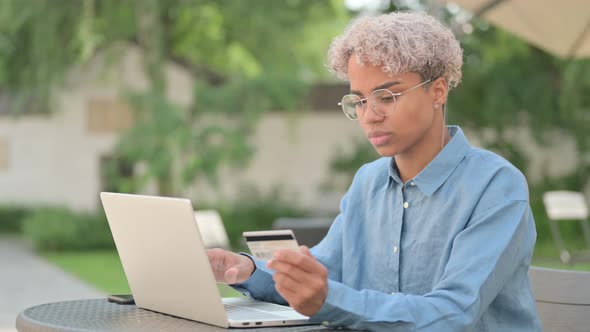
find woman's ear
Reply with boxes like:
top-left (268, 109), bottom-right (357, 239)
top-left (431, 77), bottom-right (448, 107)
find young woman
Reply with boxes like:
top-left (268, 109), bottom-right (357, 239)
top-left (207, 11), bottom-right (541, 331)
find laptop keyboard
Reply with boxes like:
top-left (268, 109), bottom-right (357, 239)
top-left (239, 302), bottom-right (298, 312)
top-left (224, 304), bottom-right (287, 320)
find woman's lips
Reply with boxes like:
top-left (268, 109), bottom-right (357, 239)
top-left (368, 132), bottom-right (392, 146)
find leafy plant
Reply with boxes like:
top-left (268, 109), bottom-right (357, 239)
top-left (0, 0), bottom-right (351, 196)
top-left (0, 206), bottom-right (31, 233)
top-left (22, 207), bottom-right (115, 251)
top-left (202, 185), bottom-right (308, 249)
top-left (320, 138), bottom-right (379, 192)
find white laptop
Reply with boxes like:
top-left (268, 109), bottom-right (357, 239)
top-left (100, 192), bottom-right (310, 328)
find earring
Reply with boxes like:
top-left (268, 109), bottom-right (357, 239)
top-left (434, 104), bottom-right (439, 110)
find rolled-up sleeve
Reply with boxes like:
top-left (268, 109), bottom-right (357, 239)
top-left (232, 192), bottom-right (350, 304)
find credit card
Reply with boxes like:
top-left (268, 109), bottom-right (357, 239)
top-left (243, 230), bottom-right (299, 260)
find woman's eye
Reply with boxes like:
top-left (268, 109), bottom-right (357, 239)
top-left (353, 100), bottom-right (366, 108)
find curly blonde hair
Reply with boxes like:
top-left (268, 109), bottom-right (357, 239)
top-left (327, 11), bottom-right (463, 90)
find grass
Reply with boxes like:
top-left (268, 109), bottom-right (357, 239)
top-left (43, 250), bottom-right (243, 297)
top-left (532, 240), bottom-right (590, 271)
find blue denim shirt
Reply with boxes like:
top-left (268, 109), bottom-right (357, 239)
top-left (234, 126), bottom-right (541, 331)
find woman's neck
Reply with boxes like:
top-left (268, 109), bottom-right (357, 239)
top-left (395, 125), bottom-right (451, 183)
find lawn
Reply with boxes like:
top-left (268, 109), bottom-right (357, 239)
top-left (43, 250), bottom-right (243, 297)
top-left (531, 240), bottom-right (590, 271)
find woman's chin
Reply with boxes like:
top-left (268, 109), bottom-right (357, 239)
top-left (373, 145), bottom-right (399, 157)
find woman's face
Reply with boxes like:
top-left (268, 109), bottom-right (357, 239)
top-left (346, 55), bottom-right (443, 157)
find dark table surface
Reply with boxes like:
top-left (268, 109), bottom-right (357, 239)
top-left (16, 298), bottom-right (354, 332)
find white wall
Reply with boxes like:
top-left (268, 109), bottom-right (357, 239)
top-left (185, 113), bottom-right (364, 211)
top-left (187, 117), bottom-right (587, 211)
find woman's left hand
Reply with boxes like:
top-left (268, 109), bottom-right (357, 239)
top-left (266, 246), bottom-right (328, 316)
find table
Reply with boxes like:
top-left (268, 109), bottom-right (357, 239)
top-left (16, 298), bottom-right (351, 332)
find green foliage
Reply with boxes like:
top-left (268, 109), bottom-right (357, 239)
top-left (0, 0), bottom-right (350, 195)
top-left (168, 0), bottom-right (349, 81)
top-left (321, 139), bottom-right (379, 192)
top-left (103, 0), bottom-right (349, 196)
top-left (324, 7), bottom-right (590, 199)
top-left (107, 73), bottom-right (312, 196)
top-left (448, 21), bottom-right (590, 185)
top-left (22, 207), bottom-right (115, 251)
top-left (0, 0), bottom-right (89, 113)
top-left (204, 185), bottom-right (308, 249)
top-left (0, 205), bottom-right (31, 233)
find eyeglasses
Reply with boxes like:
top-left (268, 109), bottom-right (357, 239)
top-left (338, 79), bottom-right (432, 120)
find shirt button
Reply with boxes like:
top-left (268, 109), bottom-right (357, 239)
top-left (410, 181), bottom-right (415, 186)
top-left (393, 245), bottom-right (398, 253)
top-left (403, 202), bottom-right (409, 208)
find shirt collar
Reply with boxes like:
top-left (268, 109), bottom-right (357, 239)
top-left (388, 159), bottom-right (403, 185)
top-left (388, 126), bottom-right (471, 196)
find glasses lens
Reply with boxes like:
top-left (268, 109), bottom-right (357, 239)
top-left (370, 89), bottom-right (396, 116)
top-left (340, 94), bottom-right (361, 120)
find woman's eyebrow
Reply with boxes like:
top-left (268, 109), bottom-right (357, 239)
top-left (350, 81), bottom-right (402, 95)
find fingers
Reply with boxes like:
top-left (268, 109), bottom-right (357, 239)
top-left (273, 271), bottom-right (318, 311)
top-left (300, 245), bottom-right (313, 257)
top-left (273, 272), bottom-right (300, 293)
top-left (207, 248), bottom-right (225, 281)
top-left (225, 267), bottom-right (239, 285)
top-left (273, 273), bottom-right (300, 301)
top-left (237, 255), bottom-right (256, 282)
top-left (267, 250), bottom-right (328, 289)
top-left (270, 251), bottom-right (329, 317)
top-left (273, 278), bottom-right (298, 304)
top-left (207, 248), bottom-right (249, 284)
top-left (268, 259), bottom-right (316, 285)
top-left (270, 248), bottom-right (317, 273)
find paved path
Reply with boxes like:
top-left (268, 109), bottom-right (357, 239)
top-left (0, 236), bottom-right (105, 330)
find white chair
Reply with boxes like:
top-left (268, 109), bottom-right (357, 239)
top-left (194, 210), bottom-right (230, 249)
top-left (529, 266), bottom-right (590, 332)
top-left (542, 191), bottom-right (590, 263)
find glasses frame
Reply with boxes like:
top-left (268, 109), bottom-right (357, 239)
top-left (338, 79), bottom-right (432, 120)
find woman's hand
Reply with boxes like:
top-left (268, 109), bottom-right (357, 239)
top-left (267, 246), bottom-right (328, 316)
top-left (207, 248), bottom-right (255, 285)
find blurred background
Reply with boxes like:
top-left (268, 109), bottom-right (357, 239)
top-left (0, 0), bottom-right (589, 330)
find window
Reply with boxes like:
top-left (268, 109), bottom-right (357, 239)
top-left (87, 98), bottom-right (134, 134)
top-left (0, 137), bottom-right (9, 170)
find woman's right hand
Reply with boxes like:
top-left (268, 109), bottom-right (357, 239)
top-left (206, 248), bottom-right (256, 285)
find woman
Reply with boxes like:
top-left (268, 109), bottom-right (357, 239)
top-left (207, 11), bottom-right (541, 331)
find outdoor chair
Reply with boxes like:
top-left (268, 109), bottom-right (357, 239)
top-left (529, 266), bottom-right (590, 332)
top-left (272, 217), bottom-right (333, 248)
top-left (194, 209), bottom-right (230, 249)
top-left (542, 191), bottom-right (590, 263)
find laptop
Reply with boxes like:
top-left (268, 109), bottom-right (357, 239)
top-left (100, 192), bottom-right (310, 328)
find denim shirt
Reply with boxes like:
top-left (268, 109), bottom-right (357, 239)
top-left (234, 126), bottom-right (541, 331)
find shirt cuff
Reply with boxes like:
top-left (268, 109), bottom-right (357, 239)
top-left (230, 253), bottom-right (274, 297)
top-left (238, 252), bottom-right (257, 276)
top-left (309, 279), bottom-right (362, 328)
